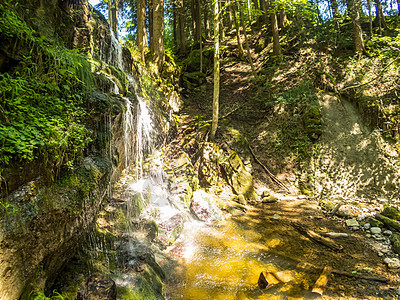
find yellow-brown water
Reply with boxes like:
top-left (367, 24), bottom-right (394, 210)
top-left (164, 209), bottom-right (316, 299)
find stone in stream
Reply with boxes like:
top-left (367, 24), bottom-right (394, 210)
top-left (383, 258), bottom-right (400, 269)
top-left (270, 214), bottom-right (281, 221)
top-left (346, 219), bottom-right (359, 228)
top-left (370, 227), bottom-right (382, 234)
top-left (364, 223), bottom-right (371, 230)
top-left (383, 230), bottom-right (392, 236)
top-left (191, 189), bottom-right (224, 223)
top-left (325, 232), bottom-right (348, 238)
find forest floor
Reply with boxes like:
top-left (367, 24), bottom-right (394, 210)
top-left (176, 33), bottom-right (400, 299)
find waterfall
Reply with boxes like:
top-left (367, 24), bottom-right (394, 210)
top-left (123, 97), bottom-right (135, 168)
top-left (110, 31), bottom-right (123, 70)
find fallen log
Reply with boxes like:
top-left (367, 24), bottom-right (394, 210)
top-left (291, 222), bottom-right (344, 252)
top-left (312, 266), bottom-right (332, 296)
top-left (375, 214), bottom-right (400, 232)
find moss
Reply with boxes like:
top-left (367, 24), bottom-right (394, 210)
top-left (390, 233), bottom-right (400, 255)
top-left (365, 217), bottom-right (383, 228)
top-left (319, 199), bottom-right (334, 211)
top-left (303, 105), bottom-right (322, 141)
top-left (381, 206), bottom-right (400, 221)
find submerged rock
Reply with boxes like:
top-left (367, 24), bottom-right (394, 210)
top-left (191, 190), bottom-right (224, 223)
top-left (77, 273), bottom-right (117, 300)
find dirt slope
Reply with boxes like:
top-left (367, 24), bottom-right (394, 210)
top-left (315, 93), bottom-right (400, 202)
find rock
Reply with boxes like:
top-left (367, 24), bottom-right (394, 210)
top-left (337, 209), bottom-right (353, 219)
top-left (365, 217), bottom-right (383, 228)
top-left (271, 214), bottom-right (281, 221)
top-left (346, 219), bottom-right (359, 227)
top-left (262, 195), bottom-right (278, 203)
top-left (77, 273), bottom-right (117, 300)
top-left (374, 234), bottom-right (384, 241)
top-left (378, 252), bottom-right (384, 257)
top-left (370, 227), bottom-right (382, 234)
top-left (383, 230), bottom-right (392, 236)
top-left (325, 232), bottom-right (348, 238)
top-left (381, 206), bottom-right (400, 221)
top-left (319, 199), bottom-right (334, 211)
top-left (232, 194), bottom-right (246, 205)
top-left (191, 190), bottom-right (224, 223)
top-left (298, 195), bottom-right (307, 199)
top-left (198, 142), bottom-right (221, 187)
top-left (383, 258), bottom-right (400, 269)
top-left (366, 234), bottom-right (372, 238)
top-left (261, 190), bottom-right (271, 198)
top-left (397, 287), bottom-right (400, 296)
top-left (375, 214), bottom-right (400, 232)
top-left (390, 233), bottom-right (400, 255)
top-left (364, 223), bottom-right (371, 230)
top-left (221, 151), bottom-right (257, 200)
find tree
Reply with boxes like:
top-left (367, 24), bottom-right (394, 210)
top-left (231, 0), bottom-right (245, 59)
top-left (373, 0), bottom-right (386, 34)
top-left (210, 0), bottom-right (220, 140)
top-left (108, 0), bottom-right (120, 37)
top-left (152, 0), bottom-right (165, 70)
top-left (271, 2), bottom-right (282, 58)
top-left (137, 0), bottom-right (148, 61)
top-left (237, 0), bottom-right (256, 77)
top-left (178, 0), bottom-right (187, 53)
top-left (350, 0), bottom-right (365, 54)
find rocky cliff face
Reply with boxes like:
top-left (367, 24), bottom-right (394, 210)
top-left (0, 1), bottom-right (147, 298)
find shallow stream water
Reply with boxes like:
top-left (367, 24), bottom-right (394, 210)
top-left (164, 207), bottom-right (318, 300)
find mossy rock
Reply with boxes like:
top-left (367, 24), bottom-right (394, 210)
top-left (303, 106), bottom-right (322, 140)
top-left (381, 206), bottom-right (400, 221)
top-left (375, 214), bottom-right (400, 231)
top-left (390, 233), bottom-right (400, 255)
top-left (256, 36), bottom-right (267, 53)
top-left (365, 217), bottom-right (384, 228)
top-left (182, 49), bottom-right (212, 73)
top-left (319, 199), bottom-right (334, 211)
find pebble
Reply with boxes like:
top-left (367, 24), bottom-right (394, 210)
top-left (366, 234), bottom-right (372, 238)
top-left (357, 215), bottom-right (363, 222)
top-left (383, 230), bottom-right (392, 236)
top-left (378, 252), bottom-right (384, 257)
top-left (351, 226), bottom-right (360, 231)
top-left (370, 227), bottom-right (382, 234)
top-left (383, 257), bottom-right (400, 269)
top-left (374, 234), bottom-right (385, 241)
top-left (346, 219), bottom-right (359, 227)
top-left (271, 214), bottom-right (281, 221)
top-left (364, 223), bottom-right (371, 230)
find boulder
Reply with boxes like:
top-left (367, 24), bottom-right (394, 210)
top-left (390, 233), bottom-right (400, 255)
top-left (198, 142), bottom-right (221, 187)
top-left (221, 151), bottom-right (257, 200)
top-left (191, 190), bottom-right (224, 223)
top-left (381, 206), bottom-right (400, 221)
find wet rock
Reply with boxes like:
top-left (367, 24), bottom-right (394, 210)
top-left (325, 232), bottom-right (348, 238)
top-left (383, 258), bottom-right (400, 269)
top-left (383, 230), bottom-right (392, 236)
top-left (366, 233), bottom-right (372, 238)
top-left (191, 190), bottom-right (224, 223)
top-left (271, 214), bottom-right (281, 221)
top-left (346, 219), bottom-right (359, 227)
top-left (198, 142), bottom-right (220, 187)
top-left (390, 233), bottom-right (400, 255)
top-left (364, 223), bottom-right (371, 230)
top-left (381, 206), bottom-right (400, 221)
top-left (370, 227), bottom-right (382, 234)
top-left (221, 151), bottom-right (257, 200)
top-left (374, 234), bottom-right (384, 241)
top-left (262, 195), bottom-right (278, 203)
top-left (77, 273), bottom-right (117, 300)
top-left (337, 209), bottom-right (353, 219)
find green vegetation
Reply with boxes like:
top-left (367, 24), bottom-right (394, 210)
top-left (0, 2), bottom-right (93, 175)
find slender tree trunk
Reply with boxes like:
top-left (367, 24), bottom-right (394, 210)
top-left (211, 0), bottom-right (220, 140)
top-left (351, 0), bottom-right (365, 54)
top-left (259, 0), bottom-right (268, 24)
top-left (178, 0), bottom-right (186, 54)
top-left (199, 0), bottom-right (203, 72)
top-left (191, 0), bottom-right (198, 43)
top-left (231, 1), bottom-right (245, 59)
top-left (374, 0), bottom-right (386, 33)
top-left (253, 0), bottom-right (259, 11)
top-left (219, 0), bottom-right (225, 41)
top-left (247, 0), bottom-right (252, 23)
top-left (271, 4), bottom-right (281, 58)
top-left (148, 0), bottom-right (153, 49)
top-left (279, 8), bottom-right (287, 29)
top-left (367, 0), bottom-right (373, 37)
top-left (204, 0), bottom-right (211, 39)
top-left (152, 0), bottom-right (165, 70)
top-left (137, 0), bottom-right (148, 62)
top-left (173, 1), bottom-right (178, 50)
top-left (237, 0), bottom-right (256, 77)
top-left (108, 0), bottom-right (120, 38)
top-left (228, 0), bottom-right (233, 30)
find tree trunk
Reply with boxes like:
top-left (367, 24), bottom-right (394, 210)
top-left (271, 4), bottom-right (282, 58)
top-left (108, 0), bottom-right (119, 38)
top-left (367, 0), bottom-right (373, 37)
top-left (373, 0), bottom-right (386, 33)
top-left (279, 8), bottom-right (287, 30)
top-left (199, 0), bottom-right (203, 72)
top-left (173, 1), bottom-right (178, 50)
top-left (258, 0), bottom-right (268, 24)
top-left (137, 0), bottom-right (148, 62)
top-left (192, 0), bottom-right (201, 43)
top-left (204, 0), bottom-right (211, 39)
top-left (253, 0), bottom-right (259, 11)
top-left (210, 0), bottom-right (220, 140)
top-left (228, 0), bottom-right (233, 30)
top-left (351, 0), bottom-right (365, 54)
top-left (178, 0), bottom-right (186, 54)
top-left (247, 0), bottom-right (252, 23)
top-left (237, 0), bottom-right (256, 77)
top-left (231, 1), bottom-right (245, 59)
top-left (152, 0), bottom-right (165, 70)
top-left (219, 0), bottom-right (225, 41)
top-left (148, 0), bottom-right (153, 49)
